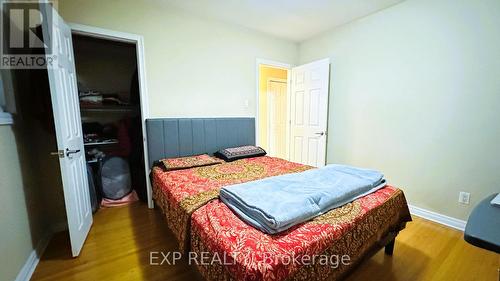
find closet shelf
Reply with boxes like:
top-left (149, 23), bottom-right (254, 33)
top-left (80, 105), bottom-right (137, 113)
top-left (84, 140), bottom-right (119, 146)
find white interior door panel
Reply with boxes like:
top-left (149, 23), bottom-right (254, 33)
top-left (41, 4), bottom-right (92, 257)
top-left (290, 59), bottom-right (330, 167)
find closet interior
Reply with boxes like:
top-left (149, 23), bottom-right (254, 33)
top-left (72, 34), bottom-right (146, 211)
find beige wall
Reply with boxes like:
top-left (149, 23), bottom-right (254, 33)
top-left (299, 0), bottom-right (500, 220)
top-left (0, 126), bottom-right (32, 281)
top-left (258, 65), bottom-right (288, 150)
top-left (59, 0), bottom-right (298, 118)
top-left (0, 67), bottom-right (64, 280)
top-left (0, 126), bottom-right (41, 281)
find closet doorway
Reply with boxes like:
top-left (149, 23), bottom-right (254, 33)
top-left (40, 13), bottom-right (151, 256)
top-left (70, 24), bottom-right (152, 213)
top-left (40, 5), bottom-right (152, 257)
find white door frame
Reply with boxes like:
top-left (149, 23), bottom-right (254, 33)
top-left (255, 59), bottom-right (292, 159)
top-left (69, 23), bottom-right (154, 208)
top-left (266, 78), bottom-right (287, 158)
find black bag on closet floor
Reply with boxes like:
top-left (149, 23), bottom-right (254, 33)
top-left (86, 163), bottom-right (100, 213)
top-left (98, 156), bottom-right (132, 200)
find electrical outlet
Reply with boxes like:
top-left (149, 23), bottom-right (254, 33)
top-left (459, 192), bottom-right (470, 205)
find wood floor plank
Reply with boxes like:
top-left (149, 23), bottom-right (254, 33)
top-left (31, 203), bottom-right (500, 281)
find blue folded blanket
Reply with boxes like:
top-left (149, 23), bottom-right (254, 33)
top-left (219, 164), bottom-right (386, 234)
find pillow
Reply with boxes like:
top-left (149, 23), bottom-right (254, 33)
top-left (159, 154), bottom-right (223, 171)
top-left (214, 145), bottom-right (267, 162)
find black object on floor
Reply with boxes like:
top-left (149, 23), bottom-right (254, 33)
top-left (86, 163), bottom-right (100, 213)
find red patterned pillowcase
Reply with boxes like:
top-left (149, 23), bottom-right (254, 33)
top-left (160, 154), bottom-right (223, 171)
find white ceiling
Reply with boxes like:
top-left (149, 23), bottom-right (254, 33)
top-left (158, 0), bottom-right (404, 42)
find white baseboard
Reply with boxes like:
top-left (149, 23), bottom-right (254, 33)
top-left (14, 221), bottom-right (67, 281)
top-left (408, 204), bottom-right (467, 231)
top-left (14, 232), bottom-right (51, 281)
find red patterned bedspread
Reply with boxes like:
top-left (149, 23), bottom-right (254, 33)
top-left (151, 156), bottom-right (312, 251)
top-left (191, 185), bottom-right (411, 281)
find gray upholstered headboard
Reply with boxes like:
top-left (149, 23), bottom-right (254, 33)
top-left (146, 118), bottom-right (255, 167)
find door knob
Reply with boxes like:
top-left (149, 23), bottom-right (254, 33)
top-left (50, 150), bottom-right (65, 158)
top-left (66, 148), bottom-right (81, 157)
top-left (315, 132), bottom-right (325, 136)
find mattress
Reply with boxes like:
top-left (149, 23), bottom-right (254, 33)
top-left (151, 156), bottom-right (313, 251)
top-left (191, 185), bottom-right (411, 281)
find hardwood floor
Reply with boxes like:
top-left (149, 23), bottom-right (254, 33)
top-left (31, 202), bottom-right (499, 281)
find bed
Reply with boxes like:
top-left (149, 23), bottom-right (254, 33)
top-left (147, 118), bottom-right (412, 281)
top-left (151, 156), bottom-right (312, 251)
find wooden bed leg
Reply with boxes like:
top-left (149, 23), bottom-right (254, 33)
top-left (385, 238), bottom-right (395, 255)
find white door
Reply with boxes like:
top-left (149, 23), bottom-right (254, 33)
top-left (41, 5), bottom-right (92, 257)
top-left (290, 59), bottom-right (330, 167)
top-left (267, 80), bottom-right (287, 159)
